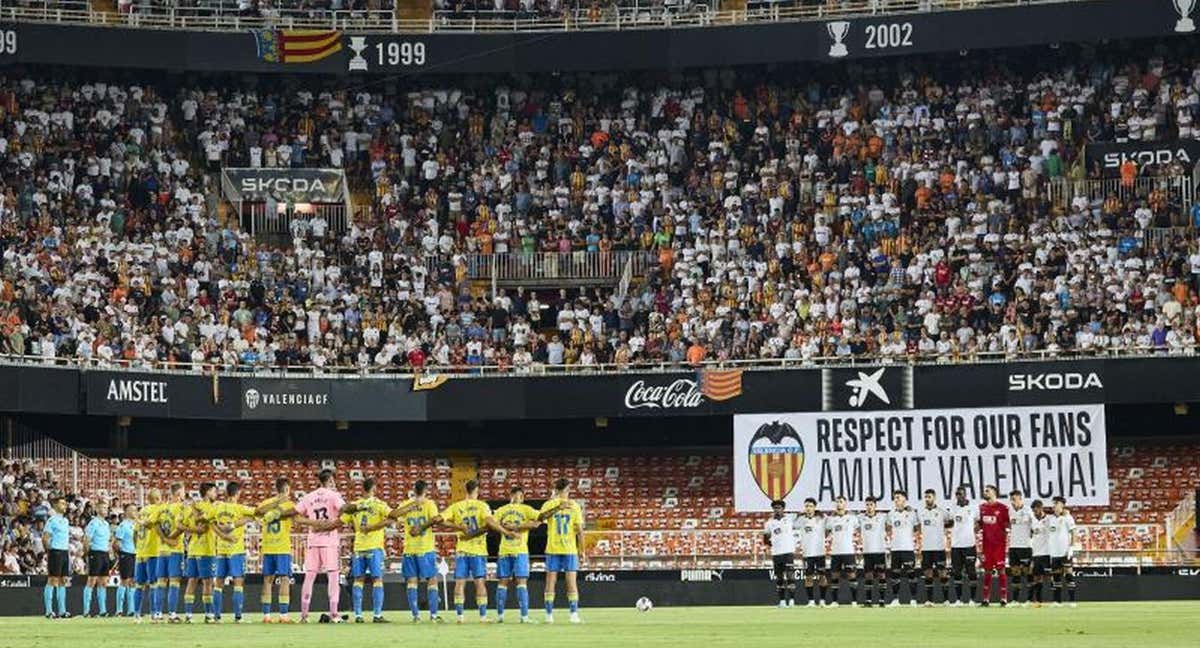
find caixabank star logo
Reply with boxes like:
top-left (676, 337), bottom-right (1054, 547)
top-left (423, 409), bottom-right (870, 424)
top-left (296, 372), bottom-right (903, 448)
top-left (748, 421), bottom-right (804, 501)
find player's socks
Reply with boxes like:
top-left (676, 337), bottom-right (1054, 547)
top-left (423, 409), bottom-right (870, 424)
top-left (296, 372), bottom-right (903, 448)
top-left (407, 586), bottom-right (420, 617)
top-left (908, 575), bottom-right (920, 603)
top-left (262, 589), bottom-right (272, 616)
top-left (373, 583), bottom-right (385, 618)
top-left (454, 593), bottom-right (465, 617)
top-left (279, 592), bottom-right (289, 616)
top-left (1066, 573), bottom-right (1076, 603)
top-left (805, 585), bottom-right (814, 603)
top-left (43, 584), bottom-right (53, 616)
top-left (923, 577), bottom-right (933, 603)
top-left (99, 585), bottom-right (108, 616)
top-left (428, 587), bottom-right (440, 618)
top-left (152, 583), bottom-right (163, 616)
top-left (567, 593), bottom-right (578, 614)
top-left (212, 588), bottom-right (223, 617)
top-left (939, 576), bottom-right (950, 603)
top-left (83, 586), bottom-right (93, 616)
top-left (203, 594), bottom-right (213, 616)
top-left (496, 585), bottom-right (508, 617)
top-left (168, 581), bottom-right (180, 614)
top-left (849, 579), bottom-right (859, 605)
top-left (300, 573), bottom-right (316, 617)
top-left (982, 573), bottom-right (992, 602)
top-left (128, 587), bottom-right (137, 615)
top-left (998, 573), bottom-right (1008, 602)
top-left (56, 585), bottom-right (67, 616)
top-left (326, 571), bottom-right (341, 618)
top-left (517, 584), bottom-right (529, 618)
top-left (1052, 578), bottom-right (1063, 603)
top-left (232, 585), bottom-right (245, 618)
top-left (116, 585), bottom-right (126, 616)
top-left (352, 583), bottom-right (364, 618)
top-left (544, 595), bottom-right (554, 616)
top-left (826, 582), bottom-right (837, 605)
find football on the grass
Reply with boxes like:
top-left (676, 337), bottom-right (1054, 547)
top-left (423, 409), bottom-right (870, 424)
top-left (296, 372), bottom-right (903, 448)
top-left (636, 597), bottom-right (654, 612)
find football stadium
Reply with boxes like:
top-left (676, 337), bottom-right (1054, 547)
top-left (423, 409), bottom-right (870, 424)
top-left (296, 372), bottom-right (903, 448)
top-left (0, 0), bottom-right (1198, 646)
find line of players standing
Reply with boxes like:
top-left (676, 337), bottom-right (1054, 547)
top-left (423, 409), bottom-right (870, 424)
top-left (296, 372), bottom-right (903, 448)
top-left (763, 485), bottom-right (1079, 608)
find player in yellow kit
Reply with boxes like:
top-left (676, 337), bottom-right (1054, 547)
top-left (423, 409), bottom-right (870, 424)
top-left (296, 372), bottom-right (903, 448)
top-left (154, 483), bottom-right (188, 623)
top-left (443, 479), bottom-right (511, 623)
top-left (339, 478), bottom-right (393, 623)
top-left (494, 485), bottom-right (541, 623)
top-left (258, 478), bottom-right (297, 623)
top-left (182, 483), bottom-right (219, 623)
top-left (132, 494), bottom-right (158, 623)
top-left (138, 488), bottom-right (166, 622)
top-left (211, 481), bottom-right (263, 622)
top-left (538, 478), bottom-right (585, 624)
top-left (395, 480), bottom-right (443, 623)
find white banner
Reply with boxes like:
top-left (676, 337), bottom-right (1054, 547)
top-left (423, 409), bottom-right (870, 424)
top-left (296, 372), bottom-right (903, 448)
top-left (734, 404), bottom-right (1108, 511)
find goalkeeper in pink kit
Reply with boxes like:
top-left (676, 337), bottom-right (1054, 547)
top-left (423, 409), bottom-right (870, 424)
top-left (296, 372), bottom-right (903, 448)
top-left (296, 470), bottom-right (346, 622)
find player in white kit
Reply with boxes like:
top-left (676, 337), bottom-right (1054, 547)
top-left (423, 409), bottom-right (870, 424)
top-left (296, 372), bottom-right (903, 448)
top-left (918, 489), bottom-right (951, 606)
top-left (887, 490), bottom-right (920, 607)
top-left (858, 496), bottom-right (888, 607)
top-left (762, 500), bottom-right (797, 608)
top-left (1047, 496), bottom-right (1078, 607)
top-left (826, 496), bottom-right (858, 607)
top-left (295, 470), bottom-right (346, 622)
top-left (1029, 499), bottom-right (1050, 606)
top-left (797, 498), bottom-right (827, 607)
top-left (1006, 490), bottom-right (1034, 605)
top-left (947, 487), bottom-right (979, 606)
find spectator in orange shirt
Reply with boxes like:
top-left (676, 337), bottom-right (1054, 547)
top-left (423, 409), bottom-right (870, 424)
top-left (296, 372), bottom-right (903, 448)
top-left (1120, 158), bottom-right (1137, 189)
top-left (686, 339), bottom-right (707, 366)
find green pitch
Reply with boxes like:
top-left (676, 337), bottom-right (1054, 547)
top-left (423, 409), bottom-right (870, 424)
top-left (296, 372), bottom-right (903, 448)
top-left (2, 602), bottom-right (1196, 648)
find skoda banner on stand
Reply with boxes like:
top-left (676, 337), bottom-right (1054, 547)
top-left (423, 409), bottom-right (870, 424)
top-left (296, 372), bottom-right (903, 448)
top-left (734, 404), bottom-right (1109, 512)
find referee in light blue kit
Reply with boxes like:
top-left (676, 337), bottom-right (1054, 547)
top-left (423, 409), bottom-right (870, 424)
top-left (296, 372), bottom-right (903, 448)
top-left (43, 497), bottom-right (71, 619)
top-left (83, 502), bottom-right (113, 617)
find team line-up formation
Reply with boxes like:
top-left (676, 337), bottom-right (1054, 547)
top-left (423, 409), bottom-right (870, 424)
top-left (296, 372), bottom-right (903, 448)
top-left (41, 472), bottom-right (585, 624)
top-left (763, 485), bottom-right (1079, 608)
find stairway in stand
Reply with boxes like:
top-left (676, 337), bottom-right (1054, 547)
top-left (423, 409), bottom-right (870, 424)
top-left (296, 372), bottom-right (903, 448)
top-left (449, 454), bottom-right (479, 502)
top-left (398, 0), bottom-right (433, 23)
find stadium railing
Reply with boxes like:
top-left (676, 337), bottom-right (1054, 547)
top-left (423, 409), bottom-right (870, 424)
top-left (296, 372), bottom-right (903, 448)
top-left (1, 428), bottom-right (133, 504)
top-left (1046, 172), bottom-right (1197, 213)
top-left (0, 345), bottom-right (1194, 378)
top-left (0, 0), bottom-right (1102, 34)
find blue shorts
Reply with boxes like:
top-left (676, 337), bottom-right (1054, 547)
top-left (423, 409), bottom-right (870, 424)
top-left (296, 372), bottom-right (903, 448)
top-left (261, 554), bottom-right (292, 577)
top-left (156, 553), bottom-right (184, 580)
top-left (215, 554), bottom-right (246, 579)
top-left (135, 559), bottom-right (154, 585)
top-left (401, 552), bottom-right (437, 580)
top-left (454, 555), bottom-right (487, 580)
top-left (545, 554), bottom-right (578, 573)
top-left (186, 556), bottom-right (216, 579)
top-left (351, 549), bottom-right (385, 579)
top-left (496, 554), bottom-right (530, 579)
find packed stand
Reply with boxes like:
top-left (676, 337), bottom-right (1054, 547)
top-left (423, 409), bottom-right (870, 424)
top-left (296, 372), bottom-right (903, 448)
top-left (2, 45), bottom-right (1200, 372)
top-left (0, 459), bottom-right (98, 576)
top-left (433, 0), bottom-right (709, 23)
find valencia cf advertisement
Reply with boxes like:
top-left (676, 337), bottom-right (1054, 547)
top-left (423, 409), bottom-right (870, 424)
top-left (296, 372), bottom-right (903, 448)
top-left (734, 404), bottom-right (1109, 512)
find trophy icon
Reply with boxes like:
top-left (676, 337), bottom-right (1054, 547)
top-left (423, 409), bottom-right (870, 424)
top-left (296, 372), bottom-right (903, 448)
top-left (827, 21), bottom-right (850, 58)
top-left (1176, 0), bottom-right (1196, 32)
top-left (348, 36), bottom-right (369, 72)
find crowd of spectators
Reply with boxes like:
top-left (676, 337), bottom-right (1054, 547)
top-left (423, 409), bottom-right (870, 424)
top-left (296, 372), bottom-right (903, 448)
top-left (0, 459), bottom-right (93, 576)
top-left (2, 42), bottom-right (1200, 373)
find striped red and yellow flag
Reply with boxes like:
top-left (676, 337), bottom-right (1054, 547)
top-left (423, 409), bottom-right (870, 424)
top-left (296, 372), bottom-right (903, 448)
top-left (698, 368), bottom-right (743, 401)
top-left (254, 29), bottom-right (343, 64)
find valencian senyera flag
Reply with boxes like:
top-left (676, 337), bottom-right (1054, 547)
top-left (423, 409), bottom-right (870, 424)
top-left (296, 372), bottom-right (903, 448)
top-left (254, 29), bottom-right (343, 64)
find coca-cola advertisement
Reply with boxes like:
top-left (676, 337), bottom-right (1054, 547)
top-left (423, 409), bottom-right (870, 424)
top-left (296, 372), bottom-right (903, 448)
top-left (624, 379), bottom-right (707, 410)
